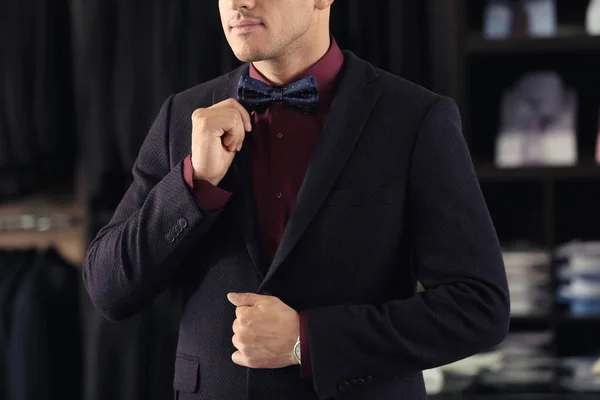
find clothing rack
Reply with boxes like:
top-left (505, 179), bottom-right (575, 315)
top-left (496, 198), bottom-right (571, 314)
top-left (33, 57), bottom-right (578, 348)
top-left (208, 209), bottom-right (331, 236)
top-left (0, 196), bottom-right (85, 264)
top-left (0, 212), bottom-right (81, 232)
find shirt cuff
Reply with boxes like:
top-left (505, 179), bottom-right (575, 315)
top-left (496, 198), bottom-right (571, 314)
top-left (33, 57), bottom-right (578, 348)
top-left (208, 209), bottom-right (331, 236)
top-left (182, 154), bottom-right (232, 213)
top-left (299, 312), bottom-right (313, 378)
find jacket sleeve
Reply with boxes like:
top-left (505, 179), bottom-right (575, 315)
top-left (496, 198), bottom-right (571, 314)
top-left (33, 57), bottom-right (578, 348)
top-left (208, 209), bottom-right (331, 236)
top-left (83, 95), bottom-right (227, 321)
top-left (303, 97), bottom-right (510, 399)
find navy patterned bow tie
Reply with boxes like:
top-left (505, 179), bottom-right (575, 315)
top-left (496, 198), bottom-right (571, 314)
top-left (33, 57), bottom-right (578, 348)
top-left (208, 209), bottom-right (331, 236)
top-left (237, 74), bottom-right (319, 115)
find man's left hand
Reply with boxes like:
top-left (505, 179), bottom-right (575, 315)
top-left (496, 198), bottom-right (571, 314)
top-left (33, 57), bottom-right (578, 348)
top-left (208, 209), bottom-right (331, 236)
top-left (227, 292), bottom-right (300, 369)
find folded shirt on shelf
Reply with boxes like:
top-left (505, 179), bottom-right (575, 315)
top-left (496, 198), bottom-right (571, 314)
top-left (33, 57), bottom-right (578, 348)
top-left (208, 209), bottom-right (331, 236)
top-left (495, 71), bottom-right (578, 168)
top-left (484, 0), bottom-right (513, 38)
top-left (559, 357), bottom-right (600, 392)
top-left (593, 358), bottom-right (600, 375)
top-left (503, 249), bottom-right (553, 316)
top-left (476, 353), bottom-right (557, 392)
top-left (556, 241), bottom-right (600, 316)
top-left (587, 0), bottom-right (600, 35)
top-left (484, 0), bottom-right (557, 38)
top-left (523, 0), bottom-right (557, 37)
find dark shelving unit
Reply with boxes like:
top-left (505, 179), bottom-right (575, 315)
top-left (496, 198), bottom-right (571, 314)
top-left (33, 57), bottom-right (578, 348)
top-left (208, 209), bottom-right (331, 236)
top-left (476, 163), bottom-right (600, 181)
top-left (466, 34), bottom-right (600, 54)
top-left (429, 0), bottom-right (600, 367)
top-left (556, 314), bottom-right (600, 323)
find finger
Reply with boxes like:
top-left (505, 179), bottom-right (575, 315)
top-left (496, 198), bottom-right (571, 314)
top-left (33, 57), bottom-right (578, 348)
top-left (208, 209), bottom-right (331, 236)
top-left (232, 351), bottom-right (247, 367)
top-left (222, 132), bottom-right (235, 147)
top-left (235, 306), bottom-right (250, 320)
top-left (232, 317), bottom-right (242, 333)
top-left (227, 99), bottom-right (253, 132)
top-left (219, 126), bottom-right (241, 153)
top-left (220, 134), bottom-right (236, 153)
top-left (223, 110), bottom-right (245, 151)
top-left (227, 292), bottom-right (263, 307)
top-left (212, 99), bottom-right (252, 132)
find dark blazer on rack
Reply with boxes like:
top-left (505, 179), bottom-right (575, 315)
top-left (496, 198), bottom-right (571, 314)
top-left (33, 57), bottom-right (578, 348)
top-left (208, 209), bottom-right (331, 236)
top-left (83, 51), bottom-right (510, 400)
top-left (2, 249), bottom-right (81, 400)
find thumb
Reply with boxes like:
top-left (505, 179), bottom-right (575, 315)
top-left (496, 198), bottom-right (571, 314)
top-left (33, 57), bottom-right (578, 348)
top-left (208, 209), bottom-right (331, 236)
top-left (227, 292), bottom-right (262, 307)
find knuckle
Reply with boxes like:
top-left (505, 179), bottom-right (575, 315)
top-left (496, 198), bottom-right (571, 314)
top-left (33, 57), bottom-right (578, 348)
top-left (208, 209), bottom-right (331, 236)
top-left (236, 330), bottom-right (251, 346)
top-left (191, 108), bottom-right (204, 121)
top-left (233, 318), bottom-right (246, 333)
top-left (229, 108), bottom-right (242, 121)
top-left (235, 338), bottom-right (249, 353)
top-left (238, 309), bottom-right (252, 323)
top-left (239, 342), bottom-right (250, 353)
top-left (235, 308), bottom-right (245, 321)
top-left (238, 314), bottom-right (249, 327)
top-left (191, 110), bottom-right (208, 129)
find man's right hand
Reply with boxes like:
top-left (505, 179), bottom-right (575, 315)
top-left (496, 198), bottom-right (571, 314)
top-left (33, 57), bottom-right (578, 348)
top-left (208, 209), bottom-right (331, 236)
top-left (191, 98), bottom-right (252, 186)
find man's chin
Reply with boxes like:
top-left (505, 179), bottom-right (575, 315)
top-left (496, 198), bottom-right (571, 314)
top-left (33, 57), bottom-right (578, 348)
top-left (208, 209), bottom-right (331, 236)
top-left (228, 40), bottom-right (271, 63)
top-left (233, 49), bottom-right (268, 63)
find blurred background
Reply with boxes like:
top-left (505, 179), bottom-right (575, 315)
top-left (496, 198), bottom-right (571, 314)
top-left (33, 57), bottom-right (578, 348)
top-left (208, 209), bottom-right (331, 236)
top-left (1, 0), bottom-right (600, 399)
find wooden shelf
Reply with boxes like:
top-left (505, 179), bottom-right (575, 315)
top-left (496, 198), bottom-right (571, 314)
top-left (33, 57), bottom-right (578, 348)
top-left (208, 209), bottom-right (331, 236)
top-left (476, 164), bottom-right (600, 182)
top-left (0, 194), bottom-right (84, 265)
top-left (466, 34), bottom-right (600, 55)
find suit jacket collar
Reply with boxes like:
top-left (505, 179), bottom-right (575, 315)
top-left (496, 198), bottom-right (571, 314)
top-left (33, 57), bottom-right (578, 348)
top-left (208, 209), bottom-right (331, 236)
top-left (213, 51), bottom-right (381, 287)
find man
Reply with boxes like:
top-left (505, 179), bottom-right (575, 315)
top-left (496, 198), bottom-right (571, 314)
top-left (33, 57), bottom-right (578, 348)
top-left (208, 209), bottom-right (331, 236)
top-left (83, 0), bottom-right (510, 399)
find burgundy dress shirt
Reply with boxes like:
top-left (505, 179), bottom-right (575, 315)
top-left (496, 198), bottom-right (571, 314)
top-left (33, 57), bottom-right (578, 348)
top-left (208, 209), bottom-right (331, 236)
top-left (182, 38), bottom-right (344, 378)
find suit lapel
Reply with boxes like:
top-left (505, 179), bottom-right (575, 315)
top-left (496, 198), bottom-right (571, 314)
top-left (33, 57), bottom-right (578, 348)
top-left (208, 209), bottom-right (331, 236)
top-left (259, 52), bottom-right (381, 288)
top-left (213, 65), bottom-right (266, 278)
top-left (214, 54), bottom-right (381, 285)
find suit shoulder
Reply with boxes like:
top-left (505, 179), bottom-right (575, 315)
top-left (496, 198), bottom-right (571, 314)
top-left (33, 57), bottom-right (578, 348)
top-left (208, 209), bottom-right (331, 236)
top-left (178, 72), bottom-right (232, 98)
top-left (170, 74), bottom-right (231, 112)
top-left (372, 68), bottom-right (460, 127)
top-left (172, 66), bottom-right (243, 115)
top-left (375, 68), bottom-right (444, 107)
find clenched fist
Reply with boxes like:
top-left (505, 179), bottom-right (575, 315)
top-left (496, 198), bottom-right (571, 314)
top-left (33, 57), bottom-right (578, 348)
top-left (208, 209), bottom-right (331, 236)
top-left (190, 98), bottom-right (252, 186)
top-left (227, 292), bottom-right (300, 369)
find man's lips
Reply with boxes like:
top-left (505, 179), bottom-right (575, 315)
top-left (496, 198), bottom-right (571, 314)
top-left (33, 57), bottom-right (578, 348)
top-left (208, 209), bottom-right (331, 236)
top-left (230, 20), bottom-right (264, 31)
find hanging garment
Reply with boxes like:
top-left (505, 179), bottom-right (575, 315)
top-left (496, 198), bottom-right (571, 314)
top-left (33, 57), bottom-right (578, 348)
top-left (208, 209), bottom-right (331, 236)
top-left (1, 248), bottom-right (82, 400)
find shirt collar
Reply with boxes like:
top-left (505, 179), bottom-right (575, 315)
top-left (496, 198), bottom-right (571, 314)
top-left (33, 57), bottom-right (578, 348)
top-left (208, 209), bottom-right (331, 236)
top-left (248, 36), bottom-right (344, 112)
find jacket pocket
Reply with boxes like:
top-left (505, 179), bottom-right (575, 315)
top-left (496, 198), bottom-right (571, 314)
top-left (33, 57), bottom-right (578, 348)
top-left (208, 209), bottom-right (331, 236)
top-left (326, 188), bottom-right (393, 207)
top-left (173, 354), bottom-right (200, 394)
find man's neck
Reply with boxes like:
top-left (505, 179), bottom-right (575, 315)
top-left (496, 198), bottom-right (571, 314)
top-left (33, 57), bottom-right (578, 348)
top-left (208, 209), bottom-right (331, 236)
top-left (253, 34), bottom-right (331, 86)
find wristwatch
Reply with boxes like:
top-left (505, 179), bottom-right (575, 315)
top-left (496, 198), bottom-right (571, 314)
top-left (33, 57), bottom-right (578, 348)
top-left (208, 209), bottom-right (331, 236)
top-left (293, 336), bottom-right (301, 364)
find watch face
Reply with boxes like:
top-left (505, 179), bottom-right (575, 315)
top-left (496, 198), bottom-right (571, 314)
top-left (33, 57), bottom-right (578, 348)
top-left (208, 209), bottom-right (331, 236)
top-left (294, 342), bottom-right (301, 361)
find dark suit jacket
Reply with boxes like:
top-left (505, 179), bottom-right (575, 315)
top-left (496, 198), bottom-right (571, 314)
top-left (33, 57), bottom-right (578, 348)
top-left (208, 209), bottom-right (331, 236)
top-left (83, 289), bottom-right (180, 400)
top-left (83, 51), bottom-right (510, 400)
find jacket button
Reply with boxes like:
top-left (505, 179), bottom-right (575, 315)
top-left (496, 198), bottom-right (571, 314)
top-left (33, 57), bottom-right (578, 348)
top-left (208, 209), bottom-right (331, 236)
top-left (177, 218), bottom-right (188, 228)
top-left (365, 375), bottom-right (373, 382)
top-left (337, 381), bottom-right (350, 392)
top-left (358, 377), bottom-right (365, 384)
top-left (173, 224), bottom-right (183, 234)
top-left (165, 233), bottom-right (175, 243)
top-left (261, 291), bottom-right (272, 296)
top-left (350, 378), bottom-right (358, 385)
